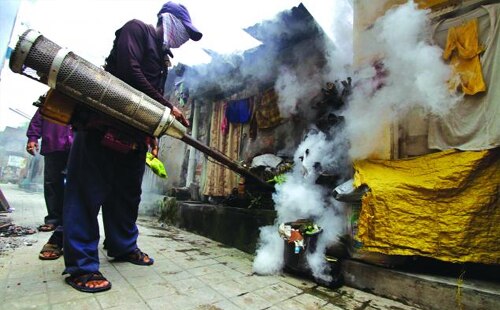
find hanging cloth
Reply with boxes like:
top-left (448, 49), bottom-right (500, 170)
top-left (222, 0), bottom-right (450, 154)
top-left (220, 102), bottom-right (229, 135)
top-left (226, 98), bottom-right (252, 123)
top-left (249, 100), bottom-right (258, 140)
top-left (255, 88), bottom-right (282, 129)
top-left (428, 4), bottom-right (500, 151)
top-left (203, 101), bottom-right (242, 197)
top-left (443, 18), bottom-right (486, 95)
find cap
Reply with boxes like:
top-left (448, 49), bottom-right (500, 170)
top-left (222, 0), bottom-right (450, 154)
top-left (158, 2), bottom-right (202, 41)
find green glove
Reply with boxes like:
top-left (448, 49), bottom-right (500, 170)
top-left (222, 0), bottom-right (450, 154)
top-left (146, 152), bottom-right (167, 178)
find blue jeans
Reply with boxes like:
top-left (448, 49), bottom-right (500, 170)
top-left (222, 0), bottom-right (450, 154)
top-left (63, 130), bottom-right (146, 276)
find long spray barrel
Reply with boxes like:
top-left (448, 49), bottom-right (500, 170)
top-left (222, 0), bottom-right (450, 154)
top-left (10, 29), bottom-right (272, 189)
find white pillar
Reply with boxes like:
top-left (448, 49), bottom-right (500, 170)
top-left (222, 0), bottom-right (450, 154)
top-left (186, 99), bottom-right (200, 187)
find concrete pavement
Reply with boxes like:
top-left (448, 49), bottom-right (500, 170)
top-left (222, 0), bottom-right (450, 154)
top-left (0, 183), bottom-right (421, 309)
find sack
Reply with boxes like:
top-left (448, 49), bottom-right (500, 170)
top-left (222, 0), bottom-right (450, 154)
top-left (40, 89), bottom-right (78, 125)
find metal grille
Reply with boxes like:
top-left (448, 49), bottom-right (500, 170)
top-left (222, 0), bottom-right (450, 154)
top-left (23, 36), bottom-right (60, 78)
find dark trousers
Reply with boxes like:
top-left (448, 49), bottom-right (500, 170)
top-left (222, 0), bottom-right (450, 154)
top-left (43, 151), bottom-right (69, 226)
top-left (63, 131), bottom-right (146, 276)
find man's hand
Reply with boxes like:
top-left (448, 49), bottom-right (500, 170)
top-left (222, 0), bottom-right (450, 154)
top-left (151, 137), bottom-right (159, 158)
top-left (26, 141), bottom-right (38, 156)
top-left (171, 106), bottom-right (190, 127)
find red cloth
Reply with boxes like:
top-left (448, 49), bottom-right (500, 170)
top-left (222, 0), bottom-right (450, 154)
top-left (221, 102), bottom-right (229, 135)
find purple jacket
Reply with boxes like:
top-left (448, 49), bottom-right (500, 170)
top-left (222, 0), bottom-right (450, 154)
top-left (105, 19), bottom-right (171, 109)
top-left (82, 19), bottom-right (171, 140)
top-left (26, 109), bottom-right (74, 155)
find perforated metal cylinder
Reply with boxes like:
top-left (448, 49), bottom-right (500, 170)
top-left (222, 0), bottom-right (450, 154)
top-left (9, 29), bottom-right (186, 138)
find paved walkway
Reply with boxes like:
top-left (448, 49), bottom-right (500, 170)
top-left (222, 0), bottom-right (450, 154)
top-left (0, 183), bottom-right (419, 309)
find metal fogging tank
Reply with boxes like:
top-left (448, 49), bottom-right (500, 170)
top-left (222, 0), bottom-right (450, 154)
top-left (9, 29), bottom-right (185, 139)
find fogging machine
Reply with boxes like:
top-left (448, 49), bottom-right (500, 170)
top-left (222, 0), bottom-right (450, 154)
top-left (10, 29), bottom-right (271, 189)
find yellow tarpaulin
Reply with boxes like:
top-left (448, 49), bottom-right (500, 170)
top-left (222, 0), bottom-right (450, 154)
top-left (353, 149), bottom-right (500, 264)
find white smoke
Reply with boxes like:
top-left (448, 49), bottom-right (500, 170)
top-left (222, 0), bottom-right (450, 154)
top-left (253, 0), bottom-right (460, 281)
top-left (306, 204), bottom-right (343, 281)
top-left (253, 131), bottom-right (345, 281)
top-left (273, 1), bottom-right (355, 120)
top-left (253, 0), bottom-right (354, 282)
top-left (252, 225), bottom-right (285, 275)
top-left (343, 0), bottom-right (460, 159)
top-left (273, 39), bottom-right (328, 120)
top-left (324, 0), bottom-right (354, 81)
top-left (275, 66), bottom-right (320, 118)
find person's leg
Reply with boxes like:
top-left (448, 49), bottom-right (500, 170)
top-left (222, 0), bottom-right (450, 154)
top-left (102, 149), bottom-right (145, 258)
top-left (63, 131), bottom-right (111, 291)
top-left (42, 151), bottom-right (68, 228)
top-left (40, 153), bottom-right (61, 230)
top-left (40, 150), bottom-right (68, 256)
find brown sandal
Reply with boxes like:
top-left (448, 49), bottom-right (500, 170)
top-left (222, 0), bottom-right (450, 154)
top-left (114, 248), bottom-right (154, 266)
top-left (38, 224), bottom-right (56, 232)
top-left (39, 243), bottom-right (62, 260)
top-left (65, 272), bottom-right (112, 293)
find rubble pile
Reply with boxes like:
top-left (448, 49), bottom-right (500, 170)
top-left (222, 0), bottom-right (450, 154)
top-left (0, 221), bottom-right (37, 253)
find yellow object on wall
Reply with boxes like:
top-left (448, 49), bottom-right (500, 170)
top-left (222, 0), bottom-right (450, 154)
top-left (416, 0), bottom-right (454, 10)
top-left (444, 19), bottom-right (486, 95)
top-left (353, 149), bottom-right (500, 264)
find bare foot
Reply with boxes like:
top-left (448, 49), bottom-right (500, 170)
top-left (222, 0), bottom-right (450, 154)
top-left (65, 272), bottom-right (111, 292)
top-left (40, 251), bottom-right (59, 259)
top-left (75, 279), bottom-right (110, 289)
top-left (39, 243), bottom-right (62, 260)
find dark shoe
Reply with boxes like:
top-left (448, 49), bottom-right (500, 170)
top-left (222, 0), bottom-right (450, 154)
top-left (39, 243), bottom-right (63, 260)
top-left (38, 223), bottom-right (56, 232)
top-left (114, 248), bottom-right (154, 266)
top-left (65, 272), bottom-right (112, 293)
